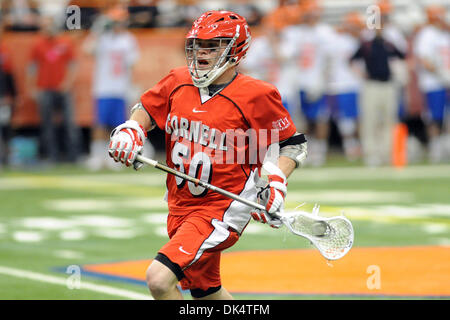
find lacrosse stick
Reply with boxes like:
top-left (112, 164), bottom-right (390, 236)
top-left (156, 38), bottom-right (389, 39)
top-left (135, 154), bottom-right (354, 260)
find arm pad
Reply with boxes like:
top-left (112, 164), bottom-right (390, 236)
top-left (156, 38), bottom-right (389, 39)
top-left (279, 133), bottom-right (308, 168)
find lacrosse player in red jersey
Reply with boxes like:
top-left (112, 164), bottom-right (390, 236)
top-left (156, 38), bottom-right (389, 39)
top-left (108, 10), bottom-right (308, 300)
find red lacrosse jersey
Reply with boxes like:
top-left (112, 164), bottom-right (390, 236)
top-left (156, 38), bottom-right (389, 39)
top-left (140, 66), bottom-right (296, 232)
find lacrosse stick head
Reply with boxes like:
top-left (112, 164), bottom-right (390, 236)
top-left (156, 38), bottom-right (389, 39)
top-left (280, 207), bottom-right (354, 260)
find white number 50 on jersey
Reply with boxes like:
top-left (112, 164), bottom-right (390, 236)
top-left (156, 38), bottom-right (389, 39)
top-left (171, 141), bottom-right (212, 197)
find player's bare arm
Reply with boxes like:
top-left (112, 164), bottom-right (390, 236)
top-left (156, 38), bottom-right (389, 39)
top-left (129, 102), bottom-right (154, 131)
top-left (278, 156), bottom-right (296, 178)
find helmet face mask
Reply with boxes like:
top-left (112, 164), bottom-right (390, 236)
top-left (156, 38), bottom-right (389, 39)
top-left (186, 11), bottom-right (251, 88)
top-left (185, 37), bottom-right (236, 88)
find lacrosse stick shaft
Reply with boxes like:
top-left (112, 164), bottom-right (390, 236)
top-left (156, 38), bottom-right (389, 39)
top-left (135, 154), bottom-right (354, 261)
top-left (135, 154), bottom-right (266, 211)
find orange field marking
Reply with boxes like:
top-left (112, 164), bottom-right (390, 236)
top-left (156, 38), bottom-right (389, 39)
top-left (82, 246), bottom-right (450, 297)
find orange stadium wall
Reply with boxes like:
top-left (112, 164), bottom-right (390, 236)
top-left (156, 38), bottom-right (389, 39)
top-left (5, 28), bottom-right (191, 128)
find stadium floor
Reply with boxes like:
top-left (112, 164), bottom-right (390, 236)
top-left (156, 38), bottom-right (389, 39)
top-left (0, 159), bottom-right (449, 300)
top-left (80, 246), bottom-right (449, 298)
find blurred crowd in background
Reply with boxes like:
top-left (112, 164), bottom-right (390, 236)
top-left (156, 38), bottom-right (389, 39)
top-left (0, 0), bottom-right (448, 170)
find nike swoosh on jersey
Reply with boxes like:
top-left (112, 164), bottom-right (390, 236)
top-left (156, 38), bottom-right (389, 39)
top-left (178, 246), bottom-right (192, 255)
top-left (192, 108), bottom-right (207, 113)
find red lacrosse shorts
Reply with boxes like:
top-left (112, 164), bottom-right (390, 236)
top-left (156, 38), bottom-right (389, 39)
top-left (157, 212), bottom-right (239, 295)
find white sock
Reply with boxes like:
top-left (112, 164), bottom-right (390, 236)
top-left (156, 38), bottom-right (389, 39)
top-left (429, 136), bottom-right (443, 163)
top-left (91, 140), bottom-right (108, 158)
top-left (308, 139), bottom-right (327, 166)
top-left (342, 137), bottom-right (360, 161)
top-left (86, 140), bottom-right (108, 170)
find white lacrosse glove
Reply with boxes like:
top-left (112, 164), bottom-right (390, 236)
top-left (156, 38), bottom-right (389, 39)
top-left (108, 120), bottom-right (147, 169)
top-left (250, 162), bottom-right (287, 228)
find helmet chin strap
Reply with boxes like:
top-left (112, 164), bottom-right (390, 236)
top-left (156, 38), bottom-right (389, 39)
top-left (192, 59), bottom-right (235, 88)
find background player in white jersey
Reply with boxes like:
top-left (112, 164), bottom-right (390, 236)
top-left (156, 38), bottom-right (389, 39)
top-left (239, 5), bottom-right (302, 122)
top-left (413, 5), bottom-right (450, 163)
top-left (326, 12), bottom-right (364, 161)
top-left (84, 5), bottom-right (140, 170)
top-left (280, 0), bottom-right (334, 166)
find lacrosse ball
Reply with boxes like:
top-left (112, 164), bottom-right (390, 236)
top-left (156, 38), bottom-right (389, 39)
top-left (312, 221), bottom-right (327, 236)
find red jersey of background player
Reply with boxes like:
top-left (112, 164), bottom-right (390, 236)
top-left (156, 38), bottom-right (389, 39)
top-left (30, 34), bottom-right (74, 90)
top-left (140, 66), bottom-right (296, 233)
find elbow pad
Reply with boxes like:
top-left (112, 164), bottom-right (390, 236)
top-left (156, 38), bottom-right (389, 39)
top-left (279, 133), bottom-right (308, 168)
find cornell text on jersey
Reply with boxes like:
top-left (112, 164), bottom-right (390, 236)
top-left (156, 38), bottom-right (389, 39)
top-left (165, 114), bottom-right (280, 165)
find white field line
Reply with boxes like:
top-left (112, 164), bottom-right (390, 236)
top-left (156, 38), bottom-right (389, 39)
top-left (42, 188), bottom-right (412, 215)
top-left (286, 190), bottom-right (414, 204)
top-left (1, 164), bottom-right (450, 190)
top-left (44, 198), bottom-right (168, 212)
top-left (49, 164), bottom-right (450, 182)
top-left (288, 164), bottom-right (450, 182)
top-left (0, 266), bottom-right (152, 300)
